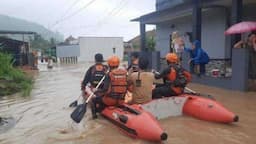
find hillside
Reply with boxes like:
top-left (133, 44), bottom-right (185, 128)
top-left (0, 15), bottom-right (63, 41)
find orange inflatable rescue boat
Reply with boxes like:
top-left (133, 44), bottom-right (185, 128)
top-left (83, 87), bottom-right (167, 142)
top-left (141, 92), bottom-right (238, 123)
top-left (101, 104), bottom-right (168, 142)
top-left (181, 94), bottom-right (239, 123)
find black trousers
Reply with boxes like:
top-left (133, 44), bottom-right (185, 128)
top-left (152, 84), bottom-right (177, 99)
top-left (91, 96), bottom-right (105, 116)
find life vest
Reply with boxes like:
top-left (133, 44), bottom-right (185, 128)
top-left (166, 64), bottom-right (191, 94)
top-left (107, 68), bottom-right (128, 100)
top-left (90, 64), bottom-right (107, 87)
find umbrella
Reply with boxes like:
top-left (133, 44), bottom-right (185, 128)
top-left (225, 21), bottom-right (256, 35)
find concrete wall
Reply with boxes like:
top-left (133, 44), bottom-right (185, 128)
top-left (181, 48), bottom-right (249, 91)
top-left (156, 8), bottom-right (228, 59)
top-left (201, 8), bottom-right (228, 59)
top-left (79, 37), bottom-right (123, 62)
top-left (56, 45), bottom-right (80, 58)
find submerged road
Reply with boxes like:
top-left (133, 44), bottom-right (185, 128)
top-left (0, 63), bottom-right (255, 144)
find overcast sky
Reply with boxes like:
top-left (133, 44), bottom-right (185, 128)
top-left (0, 0), bottom-right (156, 41)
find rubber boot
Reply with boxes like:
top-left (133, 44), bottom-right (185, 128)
top-left (90, 101), bottom-right (98, 119)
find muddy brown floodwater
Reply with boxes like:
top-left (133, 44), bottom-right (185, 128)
top-left (0, 63), bottom-right (256, 144)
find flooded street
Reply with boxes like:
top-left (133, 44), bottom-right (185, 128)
top-left (0, 63), bottom-right (256, 144)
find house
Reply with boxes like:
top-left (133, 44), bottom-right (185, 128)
top-left (65, 35), bottom-right (79, 45)
top-left (56, 43), bottom-right (80, 64)
top-left (0, 31), bottom-right (37, 68)
top-left (132, 0), bottom-right (256, 91)
top-left (56, 36), bottom-right (123, 63)
top-left (0, 30), bottom-right (35, 42)
top-left (128, 29), bottom-right (156, 51)
top-left (124, 30), bottom-right (156, 61)
top-left (78, 37), bottom-right (124, 62)
top-left (0, 37), bottom-right (30, 66)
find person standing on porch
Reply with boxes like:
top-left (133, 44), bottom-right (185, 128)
top-left (171, 31), bottom-right (185, 61)
top-left (234, 32), bottom-right (256, 80)
top-left (248, 33), bottom-right (256, 80)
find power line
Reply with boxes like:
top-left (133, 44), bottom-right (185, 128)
top-left (54, 0), bottom-right (131, 36)
top-left (95, 0), bottom-right (129, 28)
top-left (105, 0), bottom-right (128, 17)
top-left (59, 0), bottom-right (82, 20)
top-left (110, 0), bottom-right (129, 17)
top-left (55, 0), bottom-right (126, 34)
top-left (51, 0), bottom-right (97, 28)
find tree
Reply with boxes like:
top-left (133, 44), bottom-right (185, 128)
top-left (146, 36), bottom-right (156, 51)
top-left (30, 34), bottom-right (55, 56)
top-left (50, 37), bottom-right (56, 47)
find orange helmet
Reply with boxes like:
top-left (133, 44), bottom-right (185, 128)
top-left (107, 55), bottom-right (120, 67)
top-left (165, 53), bottom-right (178, 63)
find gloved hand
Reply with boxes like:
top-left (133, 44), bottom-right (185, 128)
top-left (92, 88), bottom-right (97, 93)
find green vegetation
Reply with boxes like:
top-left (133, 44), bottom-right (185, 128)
top-left (146, 36), bottom-right (156, 51)
top-left (0, 52), bottom-right (33, 96)
top-left (132, 43), bottom-right (139, 50)
top-left (30, 34), bottom-right (57, 56)
top-left (131, 36), bottom-right (156, 51)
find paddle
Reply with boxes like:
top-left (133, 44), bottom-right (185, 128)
top-left (70, 72), bottom-right (107, 123)
top-left (185, 87), bottom-right (215, 100)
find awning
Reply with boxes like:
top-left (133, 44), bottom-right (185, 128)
top-left (131, 0), bottom-right (224, 24)
top-left (131, 3), bottom-right (193, 24)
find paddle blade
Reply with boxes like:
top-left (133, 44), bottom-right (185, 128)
top-left (70, 103), bottom-right (87, 123)
top-left (69, 100), bottom-right (78, 107)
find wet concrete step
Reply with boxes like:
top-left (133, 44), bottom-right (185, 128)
top-left (248, 79), bottom-right (256, 91)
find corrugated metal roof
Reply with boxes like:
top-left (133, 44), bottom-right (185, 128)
top-left (0, 30), bottom-right (36, 35)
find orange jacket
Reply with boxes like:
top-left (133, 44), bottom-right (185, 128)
top-left (99, 68), bottom-right (128, 106)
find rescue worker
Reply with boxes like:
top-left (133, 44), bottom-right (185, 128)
top-left (127, 56), bottom-right (154, 104)
top-left (81, 53), bottom-right (108, 119)
top-left (127, 52), bottom-right (139, 74)
top-left (81, 53), bottom-right (107, 89)
top-left (92, 55), bottom-right (128, 118)
top-left (152, 53), bottom-right (191, 99)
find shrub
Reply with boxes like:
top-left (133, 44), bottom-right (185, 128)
top-left (0, 52), bottom-right (33, 96)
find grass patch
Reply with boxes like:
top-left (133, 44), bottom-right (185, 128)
top-left (0, 52), bottom-right (33, 96)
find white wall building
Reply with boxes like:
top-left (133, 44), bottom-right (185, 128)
top-left (56, 44), bottom-right (80, 58)
top-left (78, 37), bottom-right (124, 62)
